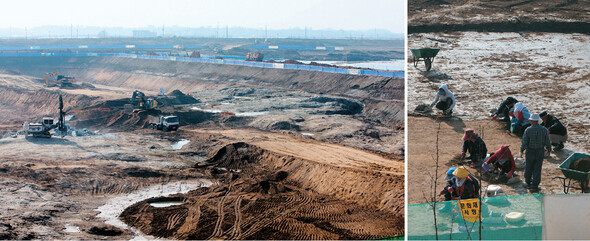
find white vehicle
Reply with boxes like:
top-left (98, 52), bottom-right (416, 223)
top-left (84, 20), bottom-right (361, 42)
top-left (149, 115), bottom-right (180, 132)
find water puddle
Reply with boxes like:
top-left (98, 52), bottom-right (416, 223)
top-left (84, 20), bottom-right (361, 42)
top-left (149, 201), bottom-right (184, 208)
top-left (64, 224), bottom-right (81, 233)
top-left (171, 139), bottom-right (190, 150)
top-left (235, 111), bottom-right (269, 117)
top-left (95, 179), bottom-right (213, 240)
top-left (190, 107), bottom-right (223, 113)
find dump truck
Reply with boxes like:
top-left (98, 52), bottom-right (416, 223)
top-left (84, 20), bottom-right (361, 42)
top-left (246, 52), bottom-right (264, 61)
top-left (44, 72), bottom-right (77, 88)
top-left (149, 115), bottom-right (180, 132)
top-left (23, 95), bottom-right (68, 138)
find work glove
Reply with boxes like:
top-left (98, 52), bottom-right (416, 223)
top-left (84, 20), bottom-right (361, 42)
top-left (447, 187), bottom-right (454, 193)
top-left (482, 163), bottom-right (491, 172)
top-left (461, 152), bottom-right (466, 158)
top-left (506, 172), bottom-right (513, 179)
top-left (491, 114), bottom-right (498, 121)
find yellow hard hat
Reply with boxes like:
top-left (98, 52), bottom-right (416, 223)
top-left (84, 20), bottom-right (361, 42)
top-left (453, 166), bottom-right (469, 178)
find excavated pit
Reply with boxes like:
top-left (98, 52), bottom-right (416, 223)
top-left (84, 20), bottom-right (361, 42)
top-left (121, 142), bottom-right (403, 240)
top-left (0, 55), bottom-right (404, 239)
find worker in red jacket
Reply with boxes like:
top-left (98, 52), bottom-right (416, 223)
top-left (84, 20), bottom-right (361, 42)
top-left (483, 145), bottom-right (516, 180)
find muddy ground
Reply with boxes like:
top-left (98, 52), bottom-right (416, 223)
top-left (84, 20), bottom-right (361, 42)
top-left (0, 57), bottom-right (403, 239)
top-left (409, 0), bottom-right (590, 33)
top-left (407, 5), bottom-right (590, 204)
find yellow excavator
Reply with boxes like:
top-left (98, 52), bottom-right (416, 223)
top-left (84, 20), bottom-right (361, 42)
top-left (130, 90), bottom-right (158, 110)
top-left (44, 72), bottom-right (77, 88)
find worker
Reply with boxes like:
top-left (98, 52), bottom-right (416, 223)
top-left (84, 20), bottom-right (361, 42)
top-left (511, 102), bottom-right (531, 136)
top-left (520, 113), bottom-right (551, 191)
top-left (539, 111), bottom-right (567, 151)
top-left (491, 97), bottom-right (518, 124)
top-left (430, 84), bottom-right (456, 116)
top-left (440, 166), bottom-right (480, 201)
top-left (482, 145), bottom-right (516, 180)
top-left (461, 129), bottom-right (487, 168)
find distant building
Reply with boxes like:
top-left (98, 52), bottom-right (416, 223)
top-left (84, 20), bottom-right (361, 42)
top-left (133, 30), bottom-right (157, 38)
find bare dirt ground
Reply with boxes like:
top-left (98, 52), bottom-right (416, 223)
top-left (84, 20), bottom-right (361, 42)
top-left (409, 0), bottom-right (590, 29)
top-left (408, 2), bottom-right (590, 204)
top-left (0, 58), bottom-right (403, 239)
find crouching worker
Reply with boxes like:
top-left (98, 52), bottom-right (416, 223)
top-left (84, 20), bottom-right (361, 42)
top-left (440, 166), bottom-right (480, 201)
top-left (491, 97), bottom-right (518, 128)
top-left (540, 111), bottom-right (567, 151)
top-left (483, 145), bottom-right (516, 181)
top-left (462, 129), bottom-right (487, 168)
top-left (430, 84), bottom-right (456, 116)
top-left (511, 102), bottom-right (531, 136)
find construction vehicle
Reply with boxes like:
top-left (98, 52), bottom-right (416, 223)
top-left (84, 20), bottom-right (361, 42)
top-left (130, 90), bottom-right (158, 110)
top-left (149, 115), bottom-right (180, 132)
top-left (44, 72), bottom-right (77, 88)
top-left (23, 95), bottom-right (68, 138)
top-left (246, 52), bottom-right (264, 61)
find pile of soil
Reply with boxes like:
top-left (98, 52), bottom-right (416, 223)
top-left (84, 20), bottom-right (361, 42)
top-left (166, 89), bottom-right (199, 105)
top-left (307, 97), bottom-right (363, 115)
top-left (570, 157), bottom-right (590, 173)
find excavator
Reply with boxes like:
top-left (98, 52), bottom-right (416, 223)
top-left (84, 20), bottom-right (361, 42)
top-left (23, 95), bottom-right (68, 138)
top-left (44, 72), bottom-right (77, 88)
top-left (130, 90), bottom-right (157, 110)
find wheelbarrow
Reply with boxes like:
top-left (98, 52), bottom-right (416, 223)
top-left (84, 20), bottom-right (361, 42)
top-left (552, 153), bottom-right (590, 194)
top-left (410, 48), bottom-right (440, 71)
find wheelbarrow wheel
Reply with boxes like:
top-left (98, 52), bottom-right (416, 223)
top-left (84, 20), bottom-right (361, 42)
top-left (425, 58), bottom-right (432, 71)
top-left (582, 180), bottom-right (589, 193)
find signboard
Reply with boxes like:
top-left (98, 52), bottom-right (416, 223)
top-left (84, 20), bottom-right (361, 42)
top-left (458, 199), bottom-right (481, 223)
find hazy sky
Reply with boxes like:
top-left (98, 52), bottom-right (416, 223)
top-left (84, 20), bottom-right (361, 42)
top-left (0, 0), bottom-right (406, 33)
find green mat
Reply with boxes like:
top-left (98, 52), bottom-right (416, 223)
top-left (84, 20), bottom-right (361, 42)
top-left (408, 194), bottom-right (543, 240)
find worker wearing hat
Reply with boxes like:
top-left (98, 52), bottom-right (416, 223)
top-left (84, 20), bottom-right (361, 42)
top-left (440, 166), bottom-right (480, 201)
top-left (520, 113), bottom-right (551, 191)
top-left (539, 111), bottom-right (567, 151)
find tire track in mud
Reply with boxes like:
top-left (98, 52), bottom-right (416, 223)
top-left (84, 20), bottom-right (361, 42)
top-left (239, 188), bottom-right (312, 239)
top-left (228, 195), bottom-right (243, 240)
top-left (208, 177), bottom-right (234, 240)
top-left (177, 204), bottom-right (201, 239)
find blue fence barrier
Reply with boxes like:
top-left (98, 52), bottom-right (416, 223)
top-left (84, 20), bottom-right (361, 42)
top-left (0, 52), bottom-right (404, 78)
top-left (251, 46), bottom-right (343, 50)
top-left (0, 44), bottom-right (201, 51)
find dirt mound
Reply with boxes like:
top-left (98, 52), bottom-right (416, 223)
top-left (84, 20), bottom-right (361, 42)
top-left (570, 157), bottom-right (590, 173)
top-left (205, 142), bottom-right (263, 169)
top-left (306, 97), bottom-right (363, 115)
top-left (87, 224), bottom-right (125, 236)
top-left (164, 90), bottom-right (199, 105)
top-left (121, 142), bottom-right (403, 239)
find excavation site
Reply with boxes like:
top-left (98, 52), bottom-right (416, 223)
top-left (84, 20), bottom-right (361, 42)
top-left (0, 46), bottom-right (404, 239)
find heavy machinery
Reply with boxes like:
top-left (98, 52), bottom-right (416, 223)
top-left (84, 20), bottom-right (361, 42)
top-left (44, 72), bottom-right (77, 88)
top-left (23, 95), bottom-right (68, 138)
top-left (131, 90), bottom-right (158, 110)
top-left (246, 52), bottom-right (264, 61)
top-left (149, 115), bottom-right (180, 132)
